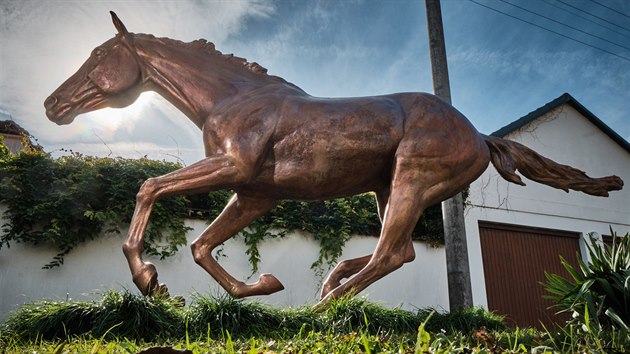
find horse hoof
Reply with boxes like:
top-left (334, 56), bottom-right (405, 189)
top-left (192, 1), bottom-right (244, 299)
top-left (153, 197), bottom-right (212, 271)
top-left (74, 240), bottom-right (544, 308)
top-left (228, 274), bottom-right (285, 298)
top-left (319, 281), bottom-right (340, 300)
top-left (151, 283), bottom-right (170, 298)
top-left (312, 298), bottom-right (331, 312)
top-left (256, 273), bottom-right (285, 295)
top-left (173, 295), bottom-right (186, 307)
top-left (132, 262), bottom-right (159, 296)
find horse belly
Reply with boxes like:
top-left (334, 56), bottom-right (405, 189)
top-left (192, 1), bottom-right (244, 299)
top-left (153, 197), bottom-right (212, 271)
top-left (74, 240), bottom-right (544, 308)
top-left (268, 153), bottom-right (393, 200)
top-left (245, 98), bottom-right (404, 200)
top-left (250, 155), bottom-right (392, 200)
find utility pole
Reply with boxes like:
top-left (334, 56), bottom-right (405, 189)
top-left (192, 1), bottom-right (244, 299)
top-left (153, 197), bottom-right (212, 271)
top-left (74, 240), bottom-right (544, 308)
top-left (425, 0), bottom-right (473, 310)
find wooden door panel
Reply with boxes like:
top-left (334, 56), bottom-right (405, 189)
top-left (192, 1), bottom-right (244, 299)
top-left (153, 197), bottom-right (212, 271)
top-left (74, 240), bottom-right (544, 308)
top-left (479, 222), bottom-right (580, 328)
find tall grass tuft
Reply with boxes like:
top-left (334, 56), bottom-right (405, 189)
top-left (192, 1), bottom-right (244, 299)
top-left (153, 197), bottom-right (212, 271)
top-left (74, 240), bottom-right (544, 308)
top-left (2, 298), bottom-right (98, 340)
top-left (91, 290), bottom-right (185, 340)
top-left (188, 293), bottom-right (277, 338)
top-left (321, 295), bottom-right (419, 334)
top-left (2, 290), bottom-right (184, 341)
top-left (419, 306), bottom-right (506, 333)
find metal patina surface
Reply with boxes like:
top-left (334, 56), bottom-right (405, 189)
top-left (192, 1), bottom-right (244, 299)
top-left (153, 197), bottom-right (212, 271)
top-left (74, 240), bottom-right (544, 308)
top-left (45, 12), bottom-right (623, 306)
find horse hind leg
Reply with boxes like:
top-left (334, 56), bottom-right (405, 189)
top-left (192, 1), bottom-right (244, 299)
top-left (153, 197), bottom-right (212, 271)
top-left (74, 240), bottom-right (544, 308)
top-left (191, 194), bottom-right (284, 297)
top-left (320, 254), bottom-right (371, 299)
top-left (319, 190), bottom-right (394, 299)
top-left (320, 238), bottom-right (415, 300)
top-left (318, 162), bottom-right (427, 306)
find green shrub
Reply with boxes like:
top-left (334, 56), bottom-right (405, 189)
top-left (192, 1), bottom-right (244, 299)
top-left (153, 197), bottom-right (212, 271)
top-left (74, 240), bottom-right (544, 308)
top-left (0, 135), bottom-right (9, 162)
top-left (419, 306), bottom-right (505, 333)
top-left (0, 150), bottom-right (190, 268)
top-left (186, 293), bottom-right (295, 338)
top-left (0, 290), bottom-right (627, 353)
top-left (544, 229), bottom-right (630, 331)
top-left (1, 290), bottom-right (184, 341)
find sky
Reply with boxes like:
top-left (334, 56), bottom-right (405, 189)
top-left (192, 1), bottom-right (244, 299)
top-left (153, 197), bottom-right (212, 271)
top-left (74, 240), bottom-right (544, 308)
top-left (1, 0), bottom-right (628, 165)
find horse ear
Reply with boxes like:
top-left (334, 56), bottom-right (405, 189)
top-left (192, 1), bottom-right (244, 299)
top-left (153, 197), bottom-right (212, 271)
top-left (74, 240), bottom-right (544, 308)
top-left (110, 11), bottom-right (129, 36)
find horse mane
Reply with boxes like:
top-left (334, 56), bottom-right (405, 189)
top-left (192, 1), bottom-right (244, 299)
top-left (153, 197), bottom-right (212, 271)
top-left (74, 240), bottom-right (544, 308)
top-left (134, 33), bottom-right (270, 75)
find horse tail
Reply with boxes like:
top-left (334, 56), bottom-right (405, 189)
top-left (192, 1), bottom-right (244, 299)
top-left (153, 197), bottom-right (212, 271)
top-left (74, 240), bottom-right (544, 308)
top-left (483, 135), bottom-right (623, 197)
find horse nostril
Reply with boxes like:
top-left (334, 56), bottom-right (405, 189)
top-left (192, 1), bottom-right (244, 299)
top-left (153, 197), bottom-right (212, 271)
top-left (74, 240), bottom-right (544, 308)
top-left (45, 96), bottom-right (58, 109)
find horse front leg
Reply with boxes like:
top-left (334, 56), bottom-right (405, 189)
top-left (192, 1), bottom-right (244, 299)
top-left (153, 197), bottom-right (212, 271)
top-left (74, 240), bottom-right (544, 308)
top-left (123, 196), bottom-right (164, 296)
top-left (191, 194), bottom-right (284, 298)
top-left (122, 155), bottom-right (246, 296)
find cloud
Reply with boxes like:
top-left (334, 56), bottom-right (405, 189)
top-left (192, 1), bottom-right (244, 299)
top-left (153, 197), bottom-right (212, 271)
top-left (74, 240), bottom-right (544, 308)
top-left (449, 46), bottom-right (629, 90)
top-left (224, 1), bottom-right (432, 99)
top-left (445, 44), bottom-right (629, 136)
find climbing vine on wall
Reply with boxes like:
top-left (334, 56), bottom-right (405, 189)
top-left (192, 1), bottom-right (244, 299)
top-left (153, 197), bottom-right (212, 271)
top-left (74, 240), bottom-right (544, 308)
top-left (0, 138), bottom-right (445, 274)
top-left (0, 140), bottom-right (190, 268)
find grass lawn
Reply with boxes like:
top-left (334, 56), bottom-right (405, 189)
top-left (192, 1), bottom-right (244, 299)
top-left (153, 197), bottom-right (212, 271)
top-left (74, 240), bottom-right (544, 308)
top-left (0, 291), bottom-right (628, 353)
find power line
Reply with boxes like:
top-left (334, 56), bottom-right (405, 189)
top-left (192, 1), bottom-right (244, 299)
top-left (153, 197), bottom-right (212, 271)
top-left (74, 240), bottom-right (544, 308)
top-left (588, 0), bottom-right (630, 19)
top-left (555, 0), bottom-right (630, 32)
top-left (467, 0), bottom-right (630, 62)
top-left (538, 0), bottom-right (630, 40)
top-left (497, 0), bottom-right (630, 50)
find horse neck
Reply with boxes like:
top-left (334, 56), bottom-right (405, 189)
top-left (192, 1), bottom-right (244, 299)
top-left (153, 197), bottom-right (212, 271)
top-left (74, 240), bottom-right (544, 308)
top-left (134, 36), bottom-right (251, 129)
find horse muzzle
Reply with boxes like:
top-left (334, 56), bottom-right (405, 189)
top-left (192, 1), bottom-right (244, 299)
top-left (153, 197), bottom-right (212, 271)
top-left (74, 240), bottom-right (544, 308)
top-left (45, 95), bottom-right (77, 125)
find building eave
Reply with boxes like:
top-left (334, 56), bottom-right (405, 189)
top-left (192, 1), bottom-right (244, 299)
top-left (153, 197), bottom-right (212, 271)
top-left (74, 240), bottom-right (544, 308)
top-left (491, 93), bottom-right (630, 154)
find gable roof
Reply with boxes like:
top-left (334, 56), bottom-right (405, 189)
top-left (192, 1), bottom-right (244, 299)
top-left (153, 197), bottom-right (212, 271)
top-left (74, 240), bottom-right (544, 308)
top-left (491, 93), bottom-right (630, 154)
top-left (0, 120), bottom-right (29, 136)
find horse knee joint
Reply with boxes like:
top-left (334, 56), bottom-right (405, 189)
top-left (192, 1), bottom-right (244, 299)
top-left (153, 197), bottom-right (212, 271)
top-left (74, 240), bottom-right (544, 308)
top-left (190, 241), bottom-right (208, 264)
top-left (123, 241), bottom-right (139, 257)
top-left (336, 260), bottom-right (350, 272)
top-left (375, 253), bottom-right (407, 271)
top-left (136, 178), bottom-right (157, 204)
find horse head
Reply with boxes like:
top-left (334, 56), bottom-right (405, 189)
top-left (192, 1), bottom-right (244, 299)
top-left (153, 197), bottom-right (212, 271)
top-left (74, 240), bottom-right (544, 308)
top-left (45, 12), bottom-right (144, 125)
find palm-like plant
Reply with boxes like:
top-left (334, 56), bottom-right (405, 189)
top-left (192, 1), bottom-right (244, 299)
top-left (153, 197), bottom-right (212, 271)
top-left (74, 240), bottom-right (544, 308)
top-left (543, 229), bottom-right (630, 330)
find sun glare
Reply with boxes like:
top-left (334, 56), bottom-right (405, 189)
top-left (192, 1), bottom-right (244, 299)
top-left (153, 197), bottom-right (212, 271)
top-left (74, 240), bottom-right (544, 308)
top-left (82, 92), bottom-right (158, 135)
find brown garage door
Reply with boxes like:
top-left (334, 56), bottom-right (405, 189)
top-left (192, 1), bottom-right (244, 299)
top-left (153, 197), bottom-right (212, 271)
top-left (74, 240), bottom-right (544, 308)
top-left (479, 221), bottom-right (581, 328)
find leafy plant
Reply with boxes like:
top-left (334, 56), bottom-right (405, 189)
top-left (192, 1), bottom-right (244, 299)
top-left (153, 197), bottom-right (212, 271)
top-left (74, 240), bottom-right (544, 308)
top-left (1, 290), bottom-right (184, 341)
top-left (0, 135), bottom-right (10, 161)
top-left (0, 149), bottom-right (191, 268)
top-left (543, 229), bottom-right (630, 330)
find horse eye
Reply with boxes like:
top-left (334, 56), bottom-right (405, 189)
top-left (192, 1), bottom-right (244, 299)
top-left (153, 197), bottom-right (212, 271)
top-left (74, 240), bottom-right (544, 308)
top-left (93, 48), bottom-right (106, 57)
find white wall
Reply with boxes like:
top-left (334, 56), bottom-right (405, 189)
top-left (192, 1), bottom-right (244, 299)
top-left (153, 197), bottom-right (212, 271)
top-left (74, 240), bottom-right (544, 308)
top-left (465, 104), bottom-right (630, 307)
top-left (0, 219), bottom-right (449, 320)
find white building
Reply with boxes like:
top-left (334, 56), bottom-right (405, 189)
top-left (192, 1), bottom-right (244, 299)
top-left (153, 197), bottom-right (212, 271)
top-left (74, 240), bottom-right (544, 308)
top-left (0, 120), bottom-right (28, 154)
top-left (465, 93), bottom-right (630, 327)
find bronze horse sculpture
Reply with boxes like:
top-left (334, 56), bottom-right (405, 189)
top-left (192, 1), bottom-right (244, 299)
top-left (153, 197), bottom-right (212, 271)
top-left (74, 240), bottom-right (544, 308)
top-left (45, 12), bottom-right (623, 305)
